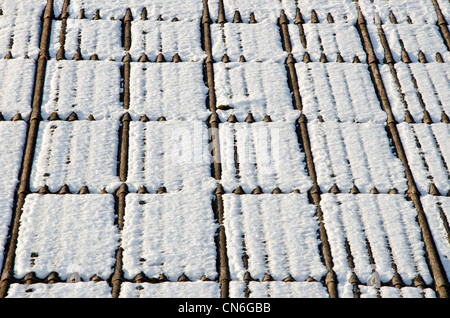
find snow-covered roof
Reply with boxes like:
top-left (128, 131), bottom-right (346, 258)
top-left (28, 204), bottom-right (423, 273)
top-left (0, 0), bottom-right (449, 299)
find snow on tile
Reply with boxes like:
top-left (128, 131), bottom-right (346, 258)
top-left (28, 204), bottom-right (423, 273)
top-left (127, 121), bottom-right (216, 193)
top-left (121, 193), bottom-right (218, 281)
top-left (54, 0), bottom-right (203, 21)
top-left (119, 282), bottom-right (220, 298)
top-left (420, 196), bottom-right (450, 282)
top-left (0, 5), bottom-right (43, 59)
top-left (219, 122), bottom-right (312, 194)
top-left (229, 281), bottom-right (329, 298)
top-left (380, 63), bottom-right (450, 123)
top-left (0, 59), bottom-right (35, 120)
top-left (376, 24), bottom-right (449, 63)
top-left (129, 21), bottom-right (205, 62)
top-left (214, 62), bottom-right (300, 123)
top-left (358, 0), bottom-right (438, 24)
top-left (208, 0), bottom-right (297, 23)
top-left (0, 194), bottom-right (15, 274)
top-left (14, 194), bottom-right (118, 280)
top-left (308, 122), bottom-right (407, 194)
top-left (6, 282), bottom-right (112, 298)
top-left (288, 23), bottom-right (366, 63)
top-left (295, 63), bottom-right (386, 123)
top-left (351, 285), bottom-right (436, 298)
top-left (0, 0), bottom-right (47, 16)
top-left (294, 0), bottom-right (358, 24)
top-left (222, 193), bottom-right (327, 281)
top-left (320, 194), bottom-right (433, 286)
top-left (30, 120), bottom-right (121, 194)
top-left (49, 19), bottom-right (124, 61)
top-left (41, 60), bottom-right (124, 121)
top-left (397, 123), bottom-right (450, 196)
top-left (0, 121), bottom-right (27, 192)
top-left (129, 62), bottom-right (210, 121)
top-left (210, 23), bottom-right (287, 63)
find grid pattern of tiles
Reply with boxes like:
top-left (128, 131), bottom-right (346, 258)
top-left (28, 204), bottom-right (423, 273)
top-left (0, 0), bottom-right (449, 299)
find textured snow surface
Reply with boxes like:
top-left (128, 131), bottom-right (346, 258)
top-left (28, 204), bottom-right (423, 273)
top-left (208, 0), bottom-right (297, 23)
top-left (129, 62), bottom-right (210, 121)
top-left (6, 282), bottom-right (112, 298)
top-left (121, 193), bottom-right (218, 281)
top-left (42, 60), bottom-right (123, 120)
top-left (210, 23), bottom-right (287, 63)
top-left (119, 282), bottom-right (221, 298)
top-left (295, 63), bottom-right (386, 123)
top-left (374, 24), bottom-right (450, 64)
top-left (321, 194), bottom-right (432, 286)
top-left (229, 281), bottom-right (329, 298)
top-left (214, 62), bottom-right (300, 123)
top-left (294, 0), bottom-right (358, 24)
top-left (130, 21), bottom-right (205, 62)
top-left (380, 63), bottom-right (450, 123)
top-left (127, 121), bottom-right (216, 193)
top-left (0, 194), bottom-right (15, 275)
top-left (421, 196), bottom-right (450, 281)
top-left (0, 3), bottom-right (43, 59)
top-left (208, 0), bottom-right (357, 24)
top-left (53, 0), bottom-right (204, 21)
top-left (0, 122), bottom-right (27, 273)
top-left (288, 24), bottom-right (366, 63)
top-left (0, 59), bottom-right (35, 120)
top-left (223, 193), bottom-right (327, 281)
top-left (358, 0), bottom-right (438, 24)
top-left (49, 19), bottom-right (124, 61)
top-left (219, 122), bottom-right (312, 194)
top-left (339, 284), bottom-right (436, 298)
top-left (308, 122), bottom-right (407, 193)
top-left (14, 194), bottom-right (119, 280)
top-left (30, 120), bottom-right (121, 193)
top-left (0, 121), bottom-right (27, 193)
top-left (397, 124), bottom-right (450, 196)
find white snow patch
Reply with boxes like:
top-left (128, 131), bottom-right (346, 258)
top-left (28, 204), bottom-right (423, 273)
top-left (289, 23), bottom-right (366, 63)
top-left (0, 4), bottom-right (43, 59)
top-left (129, 21), bottom-right (205, 62)
top-left (222, 193), bottom-right (327, 281)
top-left (380, 63), bottom-right (450, 123)
top-left (49, 19), bottom-right (124, 61)
top-left (126, 121), bottom-right (216, 193)
top-left (214, 62), bottom-right (300, 123)
top-left (308, 122), bottom-right (407, 193)
top-left (129, 62), bottom-right (210, 121)
top-left (397, 123), bottom-right (450, 196)
top-left (208, 0), bottom-right (297, 23)
top-left (42, 60), bottom-right (124, 121)
top-left (6, 282), bottom-right (112, 298)
top-left (295, 62), bottom-right (386, 123)
top-left (421, 196), bottom-right (450, 282)
top-left (210, 23), bottom-right (287, 63)
top-left (121, 193), bottom-right (218, 281)
top-left (376, 24), bottom-right (450, 63)
top-left (219, 122), bottom-right (312, 194)
top-left (0, 59), bottom-right (35, 120)
top-left (54, 0), bottom-right (203, 21)
top-left (321, 194), bottom-right (433, 286)
top-left (358, 0), bottom-right (438, 24)
top-left (119, 282), bottom-right (220, 298)
top-left (229, 281), bottom-right (329, 298)
top-left (14, 194), bottom-right (119, 280)
top-left (0, 194), bottom-right (15, 274)
top-left (0, 121), bottom-right (27, 192)
top-left (30, 120), bottom-right (121, 193)
top-left (294, 0), bottom-right (358, 24)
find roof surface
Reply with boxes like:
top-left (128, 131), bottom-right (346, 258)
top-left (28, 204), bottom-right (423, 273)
top-left (0, 0), bottom-right (449, 299)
